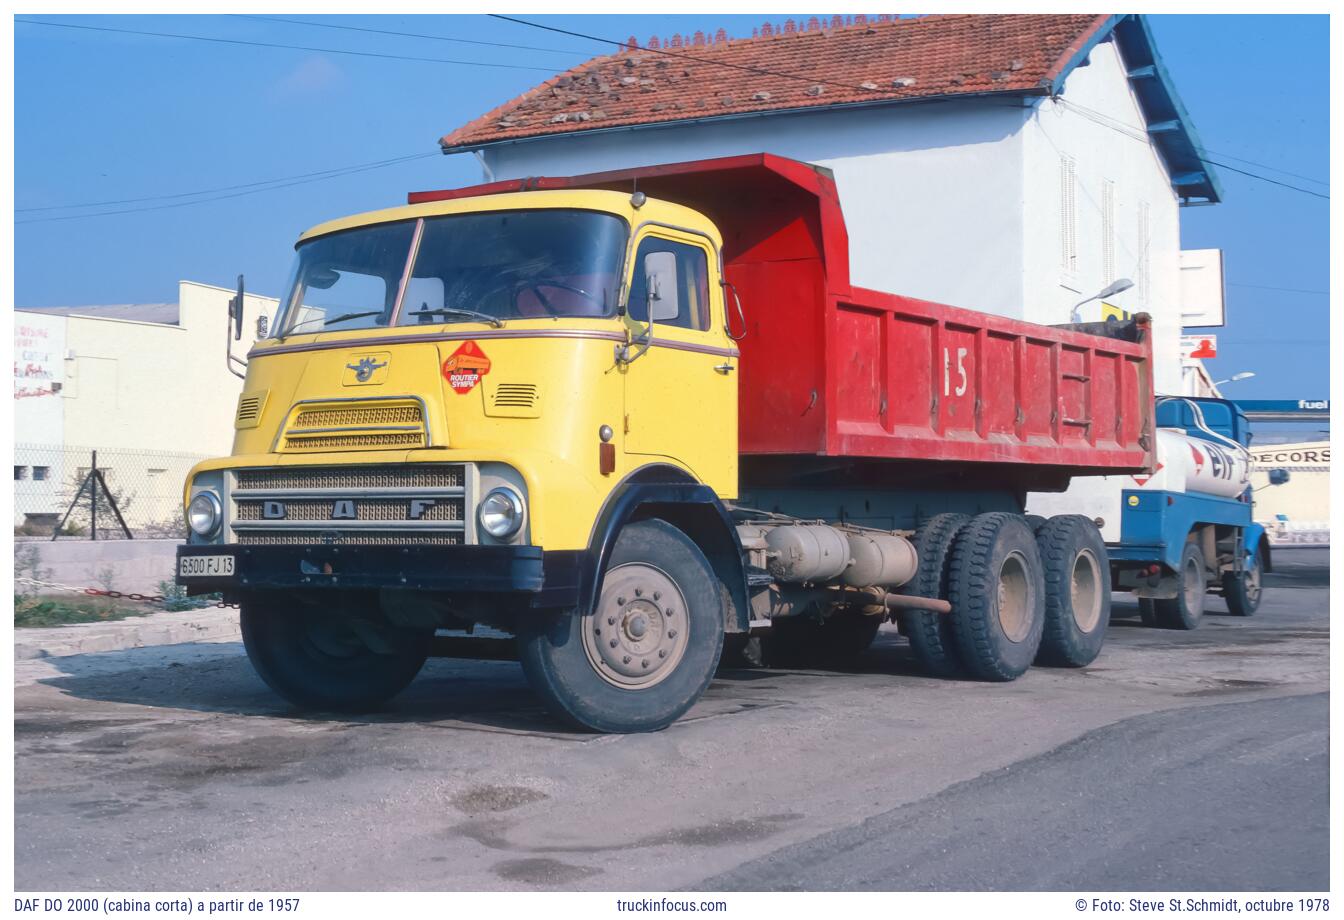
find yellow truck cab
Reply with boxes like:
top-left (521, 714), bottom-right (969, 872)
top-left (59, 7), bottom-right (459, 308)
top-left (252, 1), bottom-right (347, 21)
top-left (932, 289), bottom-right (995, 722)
top-left (178, 188), bottom-right (745, 732)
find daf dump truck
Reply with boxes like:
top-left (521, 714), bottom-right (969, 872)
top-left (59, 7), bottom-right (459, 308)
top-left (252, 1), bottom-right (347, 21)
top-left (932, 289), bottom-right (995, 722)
top-left (178, 153), bottom-right (1158, 733)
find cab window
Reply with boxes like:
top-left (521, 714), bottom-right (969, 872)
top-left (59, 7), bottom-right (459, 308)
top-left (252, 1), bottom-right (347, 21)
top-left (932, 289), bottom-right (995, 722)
top-left (628, 237), bottom-right (711, 331)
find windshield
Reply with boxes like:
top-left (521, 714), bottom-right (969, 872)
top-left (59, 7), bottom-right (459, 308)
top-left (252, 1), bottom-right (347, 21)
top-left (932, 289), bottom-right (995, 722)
top-left (275, 209), bottom-right (628, 336)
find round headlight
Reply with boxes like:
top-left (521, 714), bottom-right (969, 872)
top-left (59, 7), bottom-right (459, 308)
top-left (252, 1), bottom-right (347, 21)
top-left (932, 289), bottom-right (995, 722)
top-left (478, 487), bottom-right (525, 540)
top-left (187, 492), bottom-right (222, 537)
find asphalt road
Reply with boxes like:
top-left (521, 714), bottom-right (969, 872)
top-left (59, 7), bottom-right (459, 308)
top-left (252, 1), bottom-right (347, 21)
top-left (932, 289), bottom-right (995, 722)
top-left (14, 547), bottom-right (1329, 892)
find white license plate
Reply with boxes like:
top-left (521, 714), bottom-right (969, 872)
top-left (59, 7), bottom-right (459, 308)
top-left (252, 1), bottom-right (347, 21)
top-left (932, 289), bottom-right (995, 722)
top-left (179, 554), bottom-right (235, 577)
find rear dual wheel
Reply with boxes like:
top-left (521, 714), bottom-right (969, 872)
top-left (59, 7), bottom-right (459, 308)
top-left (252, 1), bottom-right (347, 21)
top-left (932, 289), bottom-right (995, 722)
top-left (948, 513), bottom-right (1046, 681)
top-left (1139, 541), bottom-right (1207, 630)
top-left (1034, 515), bottom-right (1111, 667)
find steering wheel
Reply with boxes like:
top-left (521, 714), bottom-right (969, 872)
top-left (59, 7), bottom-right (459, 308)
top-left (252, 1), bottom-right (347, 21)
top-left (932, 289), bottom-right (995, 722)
top-left (516, 280), bottom-right (606, 317)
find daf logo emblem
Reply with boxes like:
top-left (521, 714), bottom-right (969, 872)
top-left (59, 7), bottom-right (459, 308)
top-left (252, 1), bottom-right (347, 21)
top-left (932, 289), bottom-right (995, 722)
top-left (346, 356), bottom-right (388, 383)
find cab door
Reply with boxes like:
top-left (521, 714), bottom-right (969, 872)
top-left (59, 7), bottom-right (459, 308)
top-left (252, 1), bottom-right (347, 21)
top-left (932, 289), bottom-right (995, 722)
top-left (621, 228), bottom-right (737, 498)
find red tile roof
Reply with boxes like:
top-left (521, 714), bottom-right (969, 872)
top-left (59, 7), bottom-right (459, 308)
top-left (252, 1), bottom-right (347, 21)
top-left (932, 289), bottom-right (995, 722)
top-left (442, 14), bottom-right (1110, 151)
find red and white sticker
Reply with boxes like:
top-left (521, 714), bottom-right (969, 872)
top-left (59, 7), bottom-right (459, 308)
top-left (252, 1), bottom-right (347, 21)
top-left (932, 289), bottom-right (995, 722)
top-left (441, 341), bottom-right (491, 394)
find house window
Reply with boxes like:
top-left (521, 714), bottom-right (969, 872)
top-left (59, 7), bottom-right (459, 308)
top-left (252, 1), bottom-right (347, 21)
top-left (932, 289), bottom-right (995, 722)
top-left (1136, 201), bottom-right (1151, 306)
top-left (33, 466), bottom-right (50, 482)
top-left (1059, 155), bottom-right (1078, 279)
top-left (1101, 179), bottom-right (1116, 284)
top-left (14, 466), bottom-right (27, 481)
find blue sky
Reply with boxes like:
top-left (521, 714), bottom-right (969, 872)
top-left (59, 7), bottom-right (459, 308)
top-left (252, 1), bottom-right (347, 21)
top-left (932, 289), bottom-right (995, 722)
top-left (14, 14), bottom-right (1330, 399)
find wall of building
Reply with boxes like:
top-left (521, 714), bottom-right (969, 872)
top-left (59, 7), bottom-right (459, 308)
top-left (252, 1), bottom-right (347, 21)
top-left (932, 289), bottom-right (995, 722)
top-left (483, 98), bottom-right (1033, 320)
top-left (14, 281), bottom-right (275, 530)
top-left (1250, 441), bottom-right (1330, 544)
top-left (14, 312), bottom-right (68, 526)
top-left (54, 280), bottom-right (275, 456)
top-left (1020, 38), bottom-right (1183, 394)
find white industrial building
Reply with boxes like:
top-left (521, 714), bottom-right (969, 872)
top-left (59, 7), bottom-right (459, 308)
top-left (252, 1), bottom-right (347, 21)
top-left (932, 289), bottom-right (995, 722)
top-left (13, 280), bottom-right (274, 531)
top-left (441, 13), bottom-right (1225, 396)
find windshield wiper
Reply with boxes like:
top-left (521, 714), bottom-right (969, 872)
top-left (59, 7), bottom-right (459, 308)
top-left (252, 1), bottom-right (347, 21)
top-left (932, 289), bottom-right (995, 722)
top-left (284, 310), bottom-right (384, 339)
top-left (408, 307), bottom-right (504, 328)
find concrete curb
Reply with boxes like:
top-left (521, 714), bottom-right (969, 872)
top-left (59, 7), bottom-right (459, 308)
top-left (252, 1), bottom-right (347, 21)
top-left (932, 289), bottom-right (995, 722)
top-left (14, 608), bottom-right (241, 660)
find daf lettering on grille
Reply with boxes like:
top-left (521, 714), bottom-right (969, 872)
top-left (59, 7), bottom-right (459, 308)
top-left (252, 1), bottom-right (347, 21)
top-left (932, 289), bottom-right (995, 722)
top-left (331, 500), bottom-right (357, 519)
top-left (263, 501), bottom-right (286, 519)
top-left (409, 499), bottom-right (436, 520)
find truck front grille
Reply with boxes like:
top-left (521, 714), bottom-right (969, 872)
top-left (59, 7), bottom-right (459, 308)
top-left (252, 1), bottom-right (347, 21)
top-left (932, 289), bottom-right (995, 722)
top-left (235, 531), bottom-right (462, 546)
top-left (230, 463), bottom-right (470, 546)
top-left (279, 398), bottom-right (429, 452)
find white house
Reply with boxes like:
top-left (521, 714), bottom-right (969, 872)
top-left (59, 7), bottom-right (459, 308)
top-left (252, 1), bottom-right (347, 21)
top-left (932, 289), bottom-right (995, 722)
top-left (439, 13), bottom-right (1223, 396)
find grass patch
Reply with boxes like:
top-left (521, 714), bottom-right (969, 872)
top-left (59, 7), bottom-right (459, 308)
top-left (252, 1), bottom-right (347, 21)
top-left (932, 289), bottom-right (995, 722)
top-left (14, 595), bottom-right (156, 628)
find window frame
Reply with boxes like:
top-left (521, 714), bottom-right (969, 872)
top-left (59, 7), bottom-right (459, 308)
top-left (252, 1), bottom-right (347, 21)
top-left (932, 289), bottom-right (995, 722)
top-left (622, 222), bottom-right (723, 338)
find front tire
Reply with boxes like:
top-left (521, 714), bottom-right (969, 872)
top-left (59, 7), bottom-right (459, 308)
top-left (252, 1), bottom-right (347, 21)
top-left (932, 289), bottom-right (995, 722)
top-left (948, 513), bottom-right (1046, 681)
top-left (1223, 551), bottom-right (1264, 617)
top-left (240, 592), bottom-right (431, 712)
top-left (517, 519), bottom-right (724, 733)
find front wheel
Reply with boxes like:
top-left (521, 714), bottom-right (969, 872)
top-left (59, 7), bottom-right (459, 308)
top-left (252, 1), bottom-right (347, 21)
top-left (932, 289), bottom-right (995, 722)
top-left (240, 593), bottom-right (431, 712)
top-left (1223, 551), bottom-right (1264, 617)
top-left (517, 519), bottom-right (724, 733)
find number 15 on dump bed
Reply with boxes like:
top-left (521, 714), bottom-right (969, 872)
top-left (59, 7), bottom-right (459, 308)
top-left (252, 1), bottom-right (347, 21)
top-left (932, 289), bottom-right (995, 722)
top-left (944, 346), bottom-right (969, 397)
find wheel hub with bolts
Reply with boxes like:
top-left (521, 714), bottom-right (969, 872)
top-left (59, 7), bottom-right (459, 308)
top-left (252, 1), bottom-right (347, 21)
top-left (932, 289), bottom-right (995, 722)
top-left (996, 551), bottom-right (1034, 643)
top-left (1070, 548), bottom-right (1103, 632)
top-left (582, 563), bottom-right (689, 689)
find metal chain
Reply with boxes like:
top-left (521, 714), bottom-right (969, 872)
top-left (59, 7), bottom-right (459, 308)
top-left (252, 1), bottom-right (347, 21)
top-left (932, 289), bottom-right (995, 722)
top-left (15, 576), bottom-right (238, 608)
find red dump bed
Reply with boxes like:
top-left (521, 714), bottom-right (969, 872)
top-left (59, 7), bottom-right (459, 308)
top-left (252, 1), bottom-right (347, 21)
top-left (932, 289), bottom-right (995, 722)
top-left (411, 154), bottom-right (1154, 476)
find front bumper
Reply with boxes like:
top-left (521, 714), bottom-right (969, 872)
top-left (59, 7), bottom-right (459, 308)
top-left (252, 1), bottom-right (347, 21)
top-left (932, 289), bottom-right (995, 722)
top-left (175, 543), bottom-right (582, 607)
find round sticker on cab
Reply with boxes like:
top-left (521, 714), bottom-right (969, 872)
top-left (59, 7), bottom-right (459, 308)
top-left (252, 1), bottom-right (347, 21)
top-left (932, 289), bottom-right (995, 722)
top-left (442, 341), bottom-right (491, 394)
top-left (1127, 495), bottom-right (1140, 507)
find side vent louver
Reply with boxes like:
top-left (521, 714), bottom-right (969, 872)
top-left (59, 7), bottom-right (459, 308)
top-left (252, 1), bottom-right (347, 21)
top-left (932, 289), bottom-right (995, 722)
top-left (484, 383), bottom-right (540, 419)
top-left (235, 390), bottom-right (268, 430)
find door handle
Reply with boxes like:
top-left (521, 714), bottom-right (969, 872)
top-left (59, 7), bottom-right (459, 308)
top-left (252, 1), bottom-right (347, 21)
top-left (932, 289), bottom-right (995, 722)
top-left (714, 363), bottom-right (735, 374)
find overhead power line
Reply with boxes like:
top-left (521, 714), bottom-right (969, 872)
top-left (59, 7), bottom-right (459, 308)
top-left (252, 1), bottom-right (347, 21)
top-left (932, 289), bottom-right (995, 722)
top-left (1199, 158), bottom-right (1328, 200)
top-left (16, 152), bottom-right (439, 225)
top-left (233, 14), bottom-right (590, 57)
top-left (1057, 98), bottom-right (1327, 199)
top-left (15, 18), bottom-right (558, 72)
top-left (1227, 282), bottom-right (1329, 296)
top-left (18, 152), bottom-right (434, 213)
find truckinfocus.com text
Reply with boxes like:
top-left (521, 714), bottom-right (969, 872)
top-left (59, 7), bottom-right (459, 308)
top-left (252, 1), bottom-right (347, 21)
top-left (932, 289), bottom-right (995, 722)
top-left (615, 899), bottom-right (728, 912)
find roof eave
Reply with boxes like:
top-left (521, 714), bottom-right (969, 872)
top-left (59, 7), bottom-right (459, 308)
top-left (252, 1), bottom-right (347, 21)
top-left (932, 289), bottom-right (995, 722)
top-left (441, 87), bottom-right (1045, 155)
top-left (1050, 13), bottom-right (1221, 205)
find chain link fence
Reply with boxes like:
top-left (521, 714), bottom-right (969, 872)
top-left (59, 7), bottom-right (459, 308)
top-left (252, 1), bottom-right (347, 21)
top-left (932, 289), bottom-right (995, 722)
top-left (14, 443), bottom-right (207, 539)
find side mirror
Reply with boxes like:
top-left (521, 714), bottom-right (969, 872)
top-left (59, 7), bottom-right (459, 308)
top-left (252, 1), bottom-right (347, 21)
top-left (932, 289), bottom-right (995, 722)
top-left (645, 251), bottom-right (680, 322)
top-left (228, 274), bottom-right (245, 341)
top-left (1268, 468), bottom-right (1291, 486)
top-left (256, 314), bottom-right (270, 339)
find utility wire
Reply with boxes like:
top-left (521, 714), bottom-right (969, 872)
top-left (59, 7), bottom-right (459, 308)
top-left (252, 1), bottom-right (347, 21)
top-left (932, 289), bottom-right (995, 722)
top-left (233, 14), bottom-right (590, 57)
top-left (1227, 282), bottom-right (1329, 296)
top-left (16, 153), bottom-right (439, 225)
top-left (1199, 158), bottom-right (1328, 200)
top-left (15, 18), bottom-right (559, 72)
top-left (18, 152), bottom-right (433, 213)
top-left (1058, 98), bottom-right (1328, 198)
